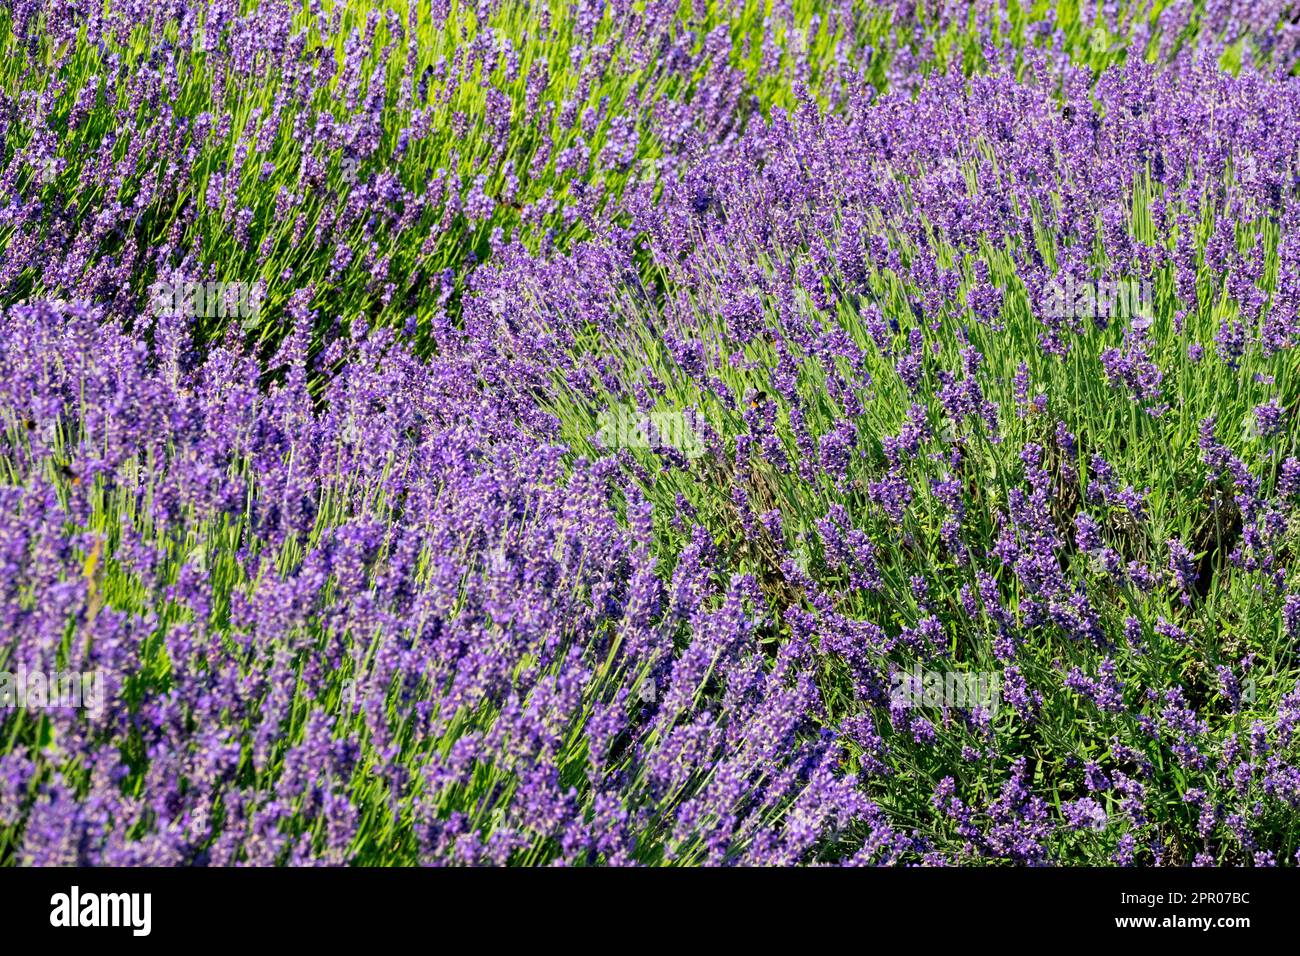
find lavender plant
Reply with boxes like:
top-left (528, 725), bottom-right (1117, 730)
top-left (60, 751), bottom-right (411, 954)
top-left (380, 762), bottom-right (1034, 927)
top-left (2, 0), bottom-right (1300, 866)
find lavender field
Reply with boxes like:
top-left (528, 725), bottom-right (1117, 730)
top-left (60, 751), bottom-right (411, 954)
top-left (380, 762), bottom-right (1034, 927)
top-left (1, 0), bottom-right (1299, 867)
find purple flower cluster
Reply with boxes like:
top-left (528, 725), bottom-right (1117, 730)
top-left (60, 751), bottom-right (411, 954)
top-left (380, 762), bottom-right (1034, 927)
top-left (0, 300), bottom-right (891, 864)
top-left (454, 47), bottom-right (1300, 864)
top-left (2, 1), bottom-right (1300, 867)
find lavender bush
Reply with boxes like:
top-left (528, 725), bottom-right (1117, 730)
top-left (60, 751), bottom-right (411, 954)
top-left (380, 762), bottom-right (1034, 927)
top-left (1, 0), bottom-right (1299, 866)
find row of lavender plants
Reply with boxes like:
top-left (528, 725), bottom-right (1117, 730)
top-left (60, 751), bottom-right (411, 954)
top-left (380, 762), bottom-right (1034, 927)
top-left (2, 0), bottom-right (1300, 865)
